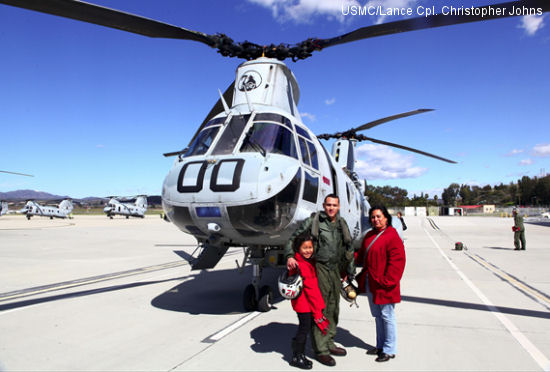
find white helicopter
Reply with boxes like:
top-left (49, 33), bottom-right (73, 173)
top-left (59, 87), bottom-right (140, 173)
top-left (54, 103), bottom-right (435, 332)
top-left (19, 199), bottom-right (74, 220)
top-left (2, 0), bottom-right (547, 312)
top-left (103, 196), bottom-right (148, 219)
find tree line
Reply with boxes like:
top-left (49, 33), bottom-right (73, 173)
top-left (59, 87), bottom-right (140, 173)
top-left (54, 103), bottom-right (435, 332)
top-left (365, 175), bottom-right (550, 207)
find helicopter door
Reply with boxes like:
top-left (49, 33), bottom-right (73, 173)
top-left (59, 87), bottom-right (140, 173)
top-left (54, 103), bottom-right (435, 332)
top-left (297, 134), bottom-right (320, 205)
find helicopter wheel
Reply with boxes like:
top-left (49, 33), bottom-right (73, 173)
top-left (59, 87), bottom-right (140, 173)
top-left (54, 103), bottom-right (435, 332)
top-left (257, 285), bottom-right (273, 312)
top-left (110, 215), bottom-right (113, 219)
top-left (50, 216), bottom-right (53, 220)
top-left (243, 284), bottom-right (257, 312)
top-left (126, 216), bottom-right (129, 219)
top-left (26, 215), bottom-right (31, 220)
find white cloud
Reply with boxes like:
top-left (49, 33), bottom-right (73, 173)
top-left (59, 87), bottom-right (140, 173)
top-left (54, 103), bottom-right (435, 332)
top-left (300, 112), bottom-right (316, 121)
top-left (519, 15), bottom-right (546, 36)
top-left (519, 158), bottom-right (533, 166)
top-left (247, 0), bottom-right (361, 23)
top-left (354, 143), bottom-right (427, 180)
top-left (505, 148), bottom-right (524, 156)
top-left (325, 98), bottom-right (335, 105)
top-left (365, 0), bottom-right (418, 24)
top-left (532, 143), bottom-right (550, 157)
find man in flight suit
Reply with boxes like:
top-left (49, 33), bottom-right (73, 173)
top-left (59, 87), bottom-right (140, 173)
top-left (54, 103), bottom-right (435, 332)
top-left (285, 194), bottom-right (355, 367)
top-left (513, 208), bottom-right (526, 250)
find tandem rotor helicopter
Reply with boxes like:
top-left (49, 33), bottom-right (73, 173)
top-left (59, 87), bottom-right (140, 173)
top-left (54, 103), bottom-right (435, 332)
top-left (104, 196), bottom-right (148, 219)
top-left (18, 199), bottom-right (74, 220)
top-left (2, 0), bottom-right (548, 311)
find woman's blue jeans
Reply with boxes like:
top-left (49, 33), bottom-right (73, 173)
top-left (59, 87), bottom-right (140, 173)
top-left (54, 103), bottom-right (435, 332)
top-left (365, 278), bottom-right (397, 355)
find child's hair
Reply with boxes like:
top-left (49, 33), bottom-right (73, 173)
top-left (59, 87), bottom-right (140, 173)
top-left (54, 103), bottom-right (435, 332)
top-left (292, 231), bottom-right (315, 252)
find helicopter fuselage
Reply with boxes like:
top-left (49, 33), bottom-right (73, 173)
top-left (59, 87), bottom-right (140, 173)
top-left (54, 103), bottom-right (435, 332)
top-left (161, 58), bottom-right (371, 252)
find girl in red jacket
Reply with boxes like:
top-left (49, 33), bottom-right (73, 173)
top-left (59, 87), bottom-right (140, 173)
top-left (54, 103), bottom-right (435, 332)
top-left (288, 232), bottom-right (329, 370)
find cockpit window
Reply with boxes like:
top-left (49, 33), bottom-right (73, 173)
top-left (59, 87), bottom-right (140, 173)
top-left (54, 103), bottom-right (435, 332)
top-left (211, 115), bottom-right (250, 155)
top-left (295, 125), bottom-right (311, 140)
top-left (204, 117), bottom-right (226, 128)
top-left (254, 113), bottom-right (293, 129)
top-left (183, 126), bottom-right (221, 157)
top-left (240, 122), bottom-right (298, 159)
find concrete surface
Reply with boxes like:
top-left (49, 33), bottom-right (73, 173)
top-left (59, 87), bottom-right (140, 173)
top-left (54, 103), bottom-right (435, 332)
top-left (0, 214), bottom-right (548, 371)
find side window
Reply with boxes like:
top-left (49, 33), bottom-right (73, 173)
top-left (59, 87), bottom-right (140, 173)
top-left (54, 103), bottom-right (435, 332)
top-left (299, 137), bottom-right (310, 166)
top-left (302, 171), bottom-right (319, 204)
top-left (307, 141), bottom-right (318, 170)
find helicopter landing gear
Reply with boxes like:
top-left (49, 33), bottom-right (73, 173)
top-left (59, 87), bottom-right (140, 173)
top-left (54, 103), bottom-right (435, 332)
top-left (241, 247), bottom-right (274, 313)
top-left (258, 285), bottom-right (274, 312)
top-left (26, 215), bottom-right (31, 220)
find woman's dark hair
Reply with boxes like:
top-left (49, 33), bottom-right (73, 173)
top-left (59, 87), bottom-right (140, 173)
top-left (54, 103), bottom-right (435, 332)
top-left (292, 231), bottom-right (315, 252)
top-left (369, 204), bottom-right (393, 226)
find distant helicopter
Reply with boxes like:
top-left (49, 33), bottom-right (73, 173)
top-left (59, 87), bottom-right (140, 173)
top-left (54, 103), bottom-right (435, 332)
top-left (104, 196), bottom-right (148, 219)
top-left (2, 0), bottom-right (547, 312)
top-left (19, 199), bottom-right (74, 220)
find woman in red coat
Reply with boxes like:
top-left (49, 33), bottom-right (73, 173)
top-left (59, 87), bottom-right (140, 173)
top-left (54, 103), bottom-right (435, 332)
top-left (356, 204), bottom-right (406, 362)
top-left (288, 232), bottom-right (329, 369)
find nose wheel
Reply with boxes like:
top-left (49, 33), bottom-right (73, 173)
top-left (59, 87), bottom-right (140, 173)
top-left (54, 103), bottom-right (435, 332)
top-left (242, 254), bottom-right (274, 312)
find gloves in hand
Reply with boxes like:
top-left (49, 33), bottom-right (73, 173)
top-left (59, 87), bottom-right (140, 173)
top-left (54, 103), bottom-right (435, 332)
top-left (314, 316), bottom-right (330, 335)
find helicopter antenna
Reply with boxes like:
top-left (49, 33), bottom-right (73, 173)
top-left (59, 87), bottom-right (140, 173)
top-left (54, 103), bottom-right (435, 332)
top-left (218, 88), bottom-right (230, 115)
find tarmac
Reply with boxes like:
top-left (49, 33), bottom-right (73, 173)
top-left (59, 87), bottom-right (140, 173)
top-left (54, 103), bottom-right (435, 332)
top-left (0, 214), bottom-right (549, 371)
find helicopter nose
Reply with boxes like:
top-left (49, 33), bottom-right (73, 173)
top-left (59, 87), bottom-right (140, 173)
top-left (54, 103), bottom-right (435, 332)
top-left (163, 154), bottom-right (302, 239)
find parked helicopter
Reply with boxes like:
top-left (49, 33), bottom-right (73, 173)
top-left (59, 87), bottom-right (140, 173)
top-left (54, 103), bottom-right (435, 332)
top-left (19, 199), bottom-right (74, 220)
top-left (2, 0), bottom-right (547, 312)
top-left (103, 196), bottom-right (148, 219)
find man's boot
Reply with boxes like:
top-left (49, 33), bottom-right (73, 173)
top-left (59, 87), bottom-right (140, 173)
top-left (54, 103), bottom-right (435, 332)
top-left (289, 338), bottom-right (312, 370)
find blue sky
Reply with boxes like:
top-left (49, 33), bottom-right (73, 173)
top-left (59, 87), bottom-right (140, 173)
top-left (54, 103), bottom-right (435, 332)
top-left (1, 0), bottom-right (549, 199)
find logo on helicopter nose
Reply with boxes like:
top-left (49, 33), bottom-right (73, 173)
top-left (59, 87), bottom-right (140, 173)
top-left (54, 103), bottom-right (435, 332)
top-left (238, 70), bottom-right (262, 91)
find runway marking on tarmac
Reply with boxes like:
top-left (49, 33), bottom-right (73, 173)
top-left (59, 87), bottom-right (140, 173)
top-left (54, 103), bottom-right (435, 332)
top-left (203, 311), bottom-right (262, 343)
top-left (424, 227), bottom-right (550, 371)
top-left (465, 253), bottom-right (550, 311)
top-left (0, 260), bottom-right (188, 303)
top-left (425, 217), bottom-right (550, 309)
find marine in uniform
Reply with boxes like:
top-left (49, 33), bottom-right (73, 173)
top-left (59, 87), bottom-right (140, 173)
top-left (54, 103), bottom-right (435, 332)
top-left (513, 208), bottom-right (526, 250)
top-left (285, 194), bottom-right (355, 367)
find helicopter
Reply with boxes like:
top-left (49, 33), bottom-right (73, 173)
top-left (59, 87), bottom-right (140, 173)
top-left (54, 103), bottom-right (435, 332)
top-left (1, 0), bottom-right (547, 312)
top-left (18, 199), bottom-right (74, 220)
top-left (103, 195), bottom-right (148, 219)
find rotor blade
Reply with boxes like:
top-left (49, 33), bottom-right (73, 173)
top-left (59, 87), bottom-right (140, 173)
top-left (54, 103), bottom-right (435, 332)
top-left (187, 81), bottom-right (235, 147)
top-left (319, 0), bottom-right (550, 49)
top-left (0, 170), bottom-right (34, 177)
top-left (355, 109), bottom-right (433, 132)
top-left (0, 0), bottom-right (215, 45)
top-left (361, 136), bottom-right (457, 163)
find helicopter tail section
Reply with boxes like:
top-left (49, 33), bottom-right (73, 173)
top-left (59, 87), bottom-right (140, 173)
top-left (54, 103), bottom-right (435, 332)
top-left (59, 199), bottom-right (74, 213)
top-left (135, 196), bottom-right (147, 210)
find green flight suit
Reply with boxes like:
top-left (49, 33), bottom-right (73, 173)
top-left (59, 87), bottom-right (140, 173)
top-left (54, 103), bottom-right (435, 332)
top-left (285, 211), bottom-right (355, 356)
top-left (514, 214), bottom-right (526, 250)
